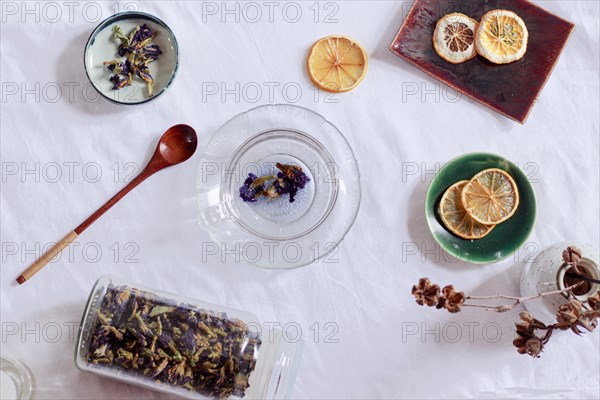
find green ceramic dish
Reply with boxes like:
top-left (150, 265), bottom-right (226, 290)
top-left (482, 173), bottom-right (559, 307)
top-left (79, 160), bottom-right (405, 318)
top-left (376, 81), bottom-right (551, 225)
top-left (425, 153), bottom-right (536, 264)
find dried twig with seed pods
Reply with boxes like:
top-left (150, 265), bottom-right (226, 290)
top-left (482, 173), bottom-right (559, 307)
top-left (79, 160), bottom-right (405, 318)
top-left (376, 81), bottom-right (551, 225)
top-left (412, 246), bottom-right (600, 358)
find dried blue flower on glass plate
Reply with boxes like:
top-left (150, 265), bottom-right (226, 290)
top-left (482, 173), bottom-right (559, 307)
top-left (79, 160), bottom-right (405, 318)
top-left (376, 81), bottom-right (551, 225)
top-left (86, 284), bottom-right (261, 398)
top-left (240, 163), bottom-right (310, 203)
top-left (103, 24), bottom-right (162, 96)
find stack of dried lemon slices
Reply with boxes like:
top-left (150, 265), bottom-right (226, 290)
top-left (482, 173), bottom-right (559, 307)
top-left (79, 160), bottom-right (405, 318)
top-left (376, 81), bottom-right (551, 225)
top-left (433, 10), bottom-right (529, 64)
top-left (439, 169), bottom-right (519, 240)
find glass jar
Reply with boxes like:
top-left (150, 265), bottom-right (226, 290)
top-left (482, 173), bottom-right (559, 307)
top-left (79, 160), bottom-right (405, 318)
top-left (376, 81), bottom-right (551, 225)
top-left (0, 357), bottom-right (35, 400)
top-left (520, 241), bottom-right (599, 324)
top-left (75, 275), bottom-right (303, 399)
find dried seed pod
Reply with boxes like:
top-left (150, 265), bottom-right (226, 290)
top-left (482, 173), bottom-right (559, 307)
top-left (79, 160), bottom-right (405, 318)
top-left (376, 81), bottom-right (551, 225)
top-left (411, 278), bottom-right (441, 307)
top-left (441, 285), bottom-right (465, 313)
top-left (562, 246), bottom-right (582, 266)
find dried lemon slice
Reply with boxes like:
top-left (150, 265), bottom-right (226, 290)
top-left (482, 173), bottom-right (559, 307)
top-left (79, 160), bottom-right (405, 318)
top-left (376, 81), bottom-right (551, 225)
top-left (307, 35), bottom-right (368, 93)
top-left (439, 180), bottom-right (495, 240)
top-left (475, 9), bottom-right (528, 64)
top-left (433, 13), bottom-right (478, 64)
top-left (461, 168), bottom-right (519, 225)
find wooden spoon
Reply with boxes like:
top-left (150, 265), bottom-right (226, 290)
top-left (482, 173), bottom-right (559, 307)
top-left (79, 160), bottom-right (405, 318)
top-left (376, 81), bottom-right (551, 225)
top-left (16, 124), bottom-right (198, 285)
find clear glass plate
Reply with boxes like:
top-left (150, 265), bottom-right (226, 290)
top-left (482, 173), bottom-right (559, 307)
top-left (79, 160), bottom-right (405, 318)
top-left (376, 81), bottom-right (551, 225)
top-left (196, 104), bottom-right (361, 269)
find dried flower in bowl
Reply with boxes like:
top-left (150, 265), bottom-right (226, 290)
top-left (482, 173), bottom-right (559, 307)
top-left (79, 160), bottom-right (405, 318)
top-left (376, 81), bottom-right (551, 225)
top-left (103, 24), bottom-right (162, 96)
top-left (239, 163), bottom-right (310, 203)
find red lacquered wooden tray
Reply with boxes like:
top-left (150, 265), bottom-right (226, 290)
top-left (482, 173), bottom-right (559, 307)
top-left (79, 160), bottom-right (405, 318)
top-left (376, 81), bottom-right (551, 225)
top-left (390, 0), bottom-right (574, 123)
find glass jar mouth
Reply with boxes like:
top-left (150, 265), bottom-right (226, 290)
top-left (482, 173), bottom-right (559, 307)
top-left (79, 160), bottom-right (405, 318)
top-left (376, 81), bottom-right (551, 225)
top-left (557, 258), bottom-right (600, 300)
top-left (223, 128), bottom-right (339, 241)
top-left (0, 357), bottom-right (35, 400)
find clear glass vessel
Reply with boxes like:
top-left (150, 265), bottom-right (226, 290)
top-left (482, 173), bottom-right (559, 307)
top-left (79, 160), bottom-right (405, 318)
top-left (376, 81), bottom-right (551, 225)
top-left (75, 275), bottom-right (303, 399)
top-left (520, 241), bottom-right (599, 324)
top-left (0, 357), bottom-right (35, 400)
top-left (196, 104), bottom-right (361, 269)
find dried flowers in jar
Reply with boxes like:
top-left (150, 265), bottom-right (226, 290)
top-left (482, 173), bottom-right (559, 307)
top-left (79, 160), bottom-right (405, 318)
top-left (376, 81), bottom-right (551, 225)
top-left (76, 276), bottom-right (304, 399)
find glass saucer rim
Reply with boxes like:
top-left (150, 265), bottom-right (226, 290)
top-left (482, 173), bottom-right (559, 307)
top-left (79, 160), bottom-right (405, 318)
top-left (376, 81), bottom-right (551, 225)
top-left (196, 103), bottom-right (362, 269)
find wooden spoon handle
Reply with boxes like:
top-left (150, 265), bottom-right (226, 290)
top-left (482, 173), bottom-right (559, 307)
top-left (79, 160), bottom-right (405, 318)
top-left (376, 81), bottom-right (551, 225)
top-left (74, 169), bottom-right (151, 234)
top-left (16, 231), bottom-right (78, 284)
top-left (17, 168), bottom-right (153, 285)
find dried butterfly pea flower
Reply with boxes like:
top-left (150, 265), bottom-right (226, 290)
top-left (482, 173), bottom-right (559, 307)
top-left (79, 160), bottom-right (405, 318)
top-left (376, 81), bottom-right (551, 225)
top-left (239, 163), bottom-right (311, 203)
top-left (103, 24), bottom-right (162, 96)
top-left (103, 60), bottom-right (129, 74)
top-left (136, 65), bottom-right (155, 97)
top-left (131, 24), bottom-right (154, 47)
top-left (277, 163), bottom-right (310, 188)
top-left (140, 44), bottom-right (162, 62)
top-left (239, 173), bottom-right (265, 202)
top-left (112, 25), bottom-right (130, 45)
top-left (86, 284), bottom-right (260, 398)
top-left (272, 163), bottom-right (310, 202)
top-left (109, 74), bottom-right (130, 90)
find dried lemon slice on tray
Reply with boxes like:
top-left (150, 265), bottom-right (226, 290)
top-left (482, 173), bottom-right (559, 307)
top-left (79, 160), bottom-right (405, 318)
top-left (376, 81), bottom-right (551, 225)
top-left (439, 180), bottom-right (495, 240)
top-left (433, 13), bottom-right (478, 64)
top-left (307, 35), bottom-right (368, 93)
top-left (475, 9), bottom-right (528, 64)
top-left (461, 168), bottom-right (519, 225)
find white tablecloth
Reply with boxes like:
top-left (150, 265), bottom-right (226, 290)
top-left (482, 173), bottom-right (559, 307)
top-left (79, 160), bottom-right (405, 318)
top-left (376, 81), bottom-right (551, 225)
top-left (1, 1), bottom-right (599, 398)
